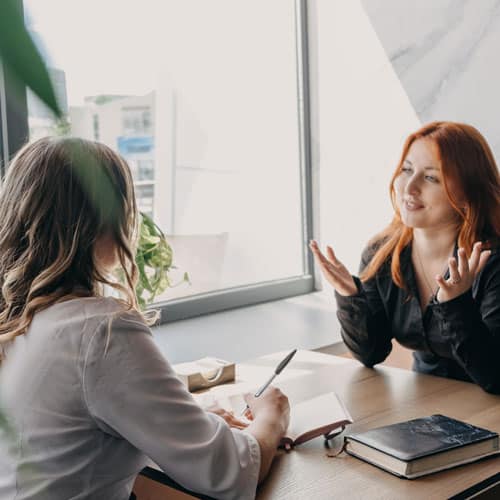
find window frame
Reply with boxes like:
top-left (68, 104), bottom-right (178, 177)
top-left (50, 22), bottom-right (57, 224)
top-left (0, 70), bottom-right (29, 181)
top-left (1, 0), bottom-right (316, 324)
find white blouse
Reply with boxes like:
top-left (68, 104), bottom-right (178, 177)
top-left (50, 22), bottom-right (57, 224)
top-left (0, 297), bottom-right (260, 500)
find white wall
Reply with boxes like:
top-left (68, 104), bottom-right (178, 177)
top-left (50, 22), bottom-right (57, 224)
top-left (313, 0), bottom-right (420, 287)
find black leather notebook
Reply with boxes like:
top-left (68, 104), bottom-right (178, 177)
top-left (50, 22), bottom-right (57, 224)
top-left (345, 414), bottom-right (499, 479)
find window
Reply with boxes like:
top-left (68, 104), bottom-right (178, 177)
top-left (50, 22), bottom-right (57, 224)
top-left (122, 107), bottom-right (153, 136)
top-left (6, 0), bottom-right (313, 321)
top-left (137, 159), bottom-right (154, 181)
top-left (135, 183), bottom-right (155, 219)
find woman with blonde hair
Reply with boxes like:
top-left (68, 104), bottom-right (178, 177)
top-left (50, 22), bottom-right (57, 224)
top-left (0, 137), bottom-right (289, 499)
top-left (311, 121), bottom-right (500, 393)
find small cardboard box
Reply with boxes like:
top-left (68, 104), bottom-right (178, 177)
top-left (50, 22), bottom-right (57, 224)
top-left (174, 357), bottom-right (235, 392)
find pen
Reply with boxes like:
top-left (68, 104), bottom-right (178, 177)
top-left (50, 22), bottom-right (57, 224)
top-left (241, 349), bottom-right (297, 416)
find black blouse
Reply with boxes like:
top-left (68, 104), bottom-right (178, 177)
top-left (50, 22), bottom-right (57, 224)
top-left (335, 242), bottom-right (500, 394)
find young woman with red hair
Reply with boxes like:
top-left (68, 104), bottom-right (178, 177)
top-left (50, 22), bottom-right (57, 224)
top-left (310, 121), bottom-right (500, 393)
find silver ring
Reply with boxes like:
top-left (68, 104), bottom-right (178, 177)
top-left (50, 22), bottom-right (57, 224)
top-left (450, 278), bottom-right (461, 285)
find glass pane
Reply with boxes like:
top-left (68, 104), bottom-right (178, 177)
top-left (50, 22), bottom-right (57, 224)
top-left (24, 0), bottom-right (304, 301)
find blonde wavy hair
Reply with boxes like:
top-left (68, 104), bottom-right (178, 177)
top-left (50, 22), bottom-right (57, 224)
top-left (0, 136), bottom-right (150, 343)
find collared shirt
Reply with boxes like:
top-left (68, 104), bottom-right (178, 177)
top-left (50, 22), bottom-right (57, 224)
top-left (335, 242), bottom-right (500, 394)
top-left (0, 297), bottom-right (260, 500)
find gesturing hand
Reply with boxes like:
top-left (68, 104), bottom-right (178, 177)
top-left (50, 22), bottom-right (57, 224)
top-left (435, 241), bottom-right (491, 303)
top-left (309, 240), bottom-right (358, 296)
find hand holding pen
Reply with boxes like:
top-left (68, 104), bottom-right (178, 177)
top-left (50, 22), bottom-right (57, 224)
top-left (241, 349), bottom-right (297, 417)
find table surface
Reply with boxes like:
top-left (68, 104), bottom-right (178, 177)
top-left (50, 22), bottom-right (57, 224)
top-left (218, 350), bottom-right (500, 500)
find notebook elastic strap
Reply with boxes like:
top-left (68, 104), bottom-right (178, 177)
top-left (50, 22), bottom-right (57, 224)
top-left (324, 426), bottom-right (348, 457)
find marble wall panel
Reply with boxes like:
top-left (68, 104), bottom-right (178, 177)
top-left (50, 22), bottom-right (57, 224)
top-left (362, 0), bottom-right (500, 156)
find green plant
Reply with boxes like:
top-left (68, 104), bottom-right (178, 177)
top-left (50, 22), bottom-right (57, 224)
top-left (135, 212), bottom-right (189, 309)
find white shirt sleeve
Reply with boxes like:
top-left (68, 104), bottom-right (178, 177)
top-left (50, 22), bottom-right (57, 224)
top-left (82, 310), bottom-right (260, 500)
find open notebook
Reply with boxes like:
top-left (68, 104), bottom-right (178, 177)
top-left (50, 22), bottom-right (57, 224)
top-left (281, 392), bottom-right (352, 448)
top-left (210, 391), bottom-right (352, 449)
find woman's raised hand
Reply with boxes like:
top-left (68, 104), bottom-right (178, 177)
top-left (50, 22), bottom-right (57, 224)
top-left (436, 241), bottom-right (491, 303)
top-left (309, 240), bottom-right (358, 296)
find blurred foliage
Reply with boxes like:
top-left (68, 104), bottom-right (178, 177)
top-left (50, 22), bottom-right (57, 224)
top-left (0, 0), bottom-right (61, 117)
top-left (92, 94), bottom-right (128, 105)
top-left (53, 116), bottom-right (71, 136)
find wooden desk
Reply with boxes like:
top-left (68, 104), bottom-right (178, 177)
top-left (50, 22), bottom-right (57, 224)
top-left (135, 350), bottom-right (500, 499)
top-left (249, 350), bottom-right (500, 499)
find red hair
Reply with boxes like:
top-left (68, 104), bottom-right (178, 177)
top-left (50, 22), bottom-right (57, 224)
top-left (360, 121), bottom-right (500, 289)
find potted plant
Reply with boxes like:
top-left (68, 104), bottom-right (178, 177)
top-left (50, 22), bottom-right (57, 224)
top-left (135, 212), bottom-right (189, 308)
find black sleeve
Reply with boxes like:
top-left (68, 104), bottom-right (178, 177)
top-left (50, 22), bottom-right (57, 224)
top-left (335, 244), bottom-right (394, 367)
top-left (429, 251), bottom-right (500, 394)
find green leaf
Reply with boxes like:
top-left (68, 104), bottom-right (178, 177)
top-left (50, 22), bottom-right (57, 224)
top-left (140, 234), bottom-right (160, 246)
top-left (117, 213), bottom-right (189, 309)
top-left (136, 254), bottom-right (153, 293)
top-left (0, 0), bottom-right (62, 117)
top-left (141, 212), bottom-right (159, 234)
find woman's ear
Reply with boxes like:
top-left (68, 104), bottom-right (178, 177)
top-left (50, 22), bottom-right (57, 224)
top-left (94, 233), bottom-right (119, 272)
